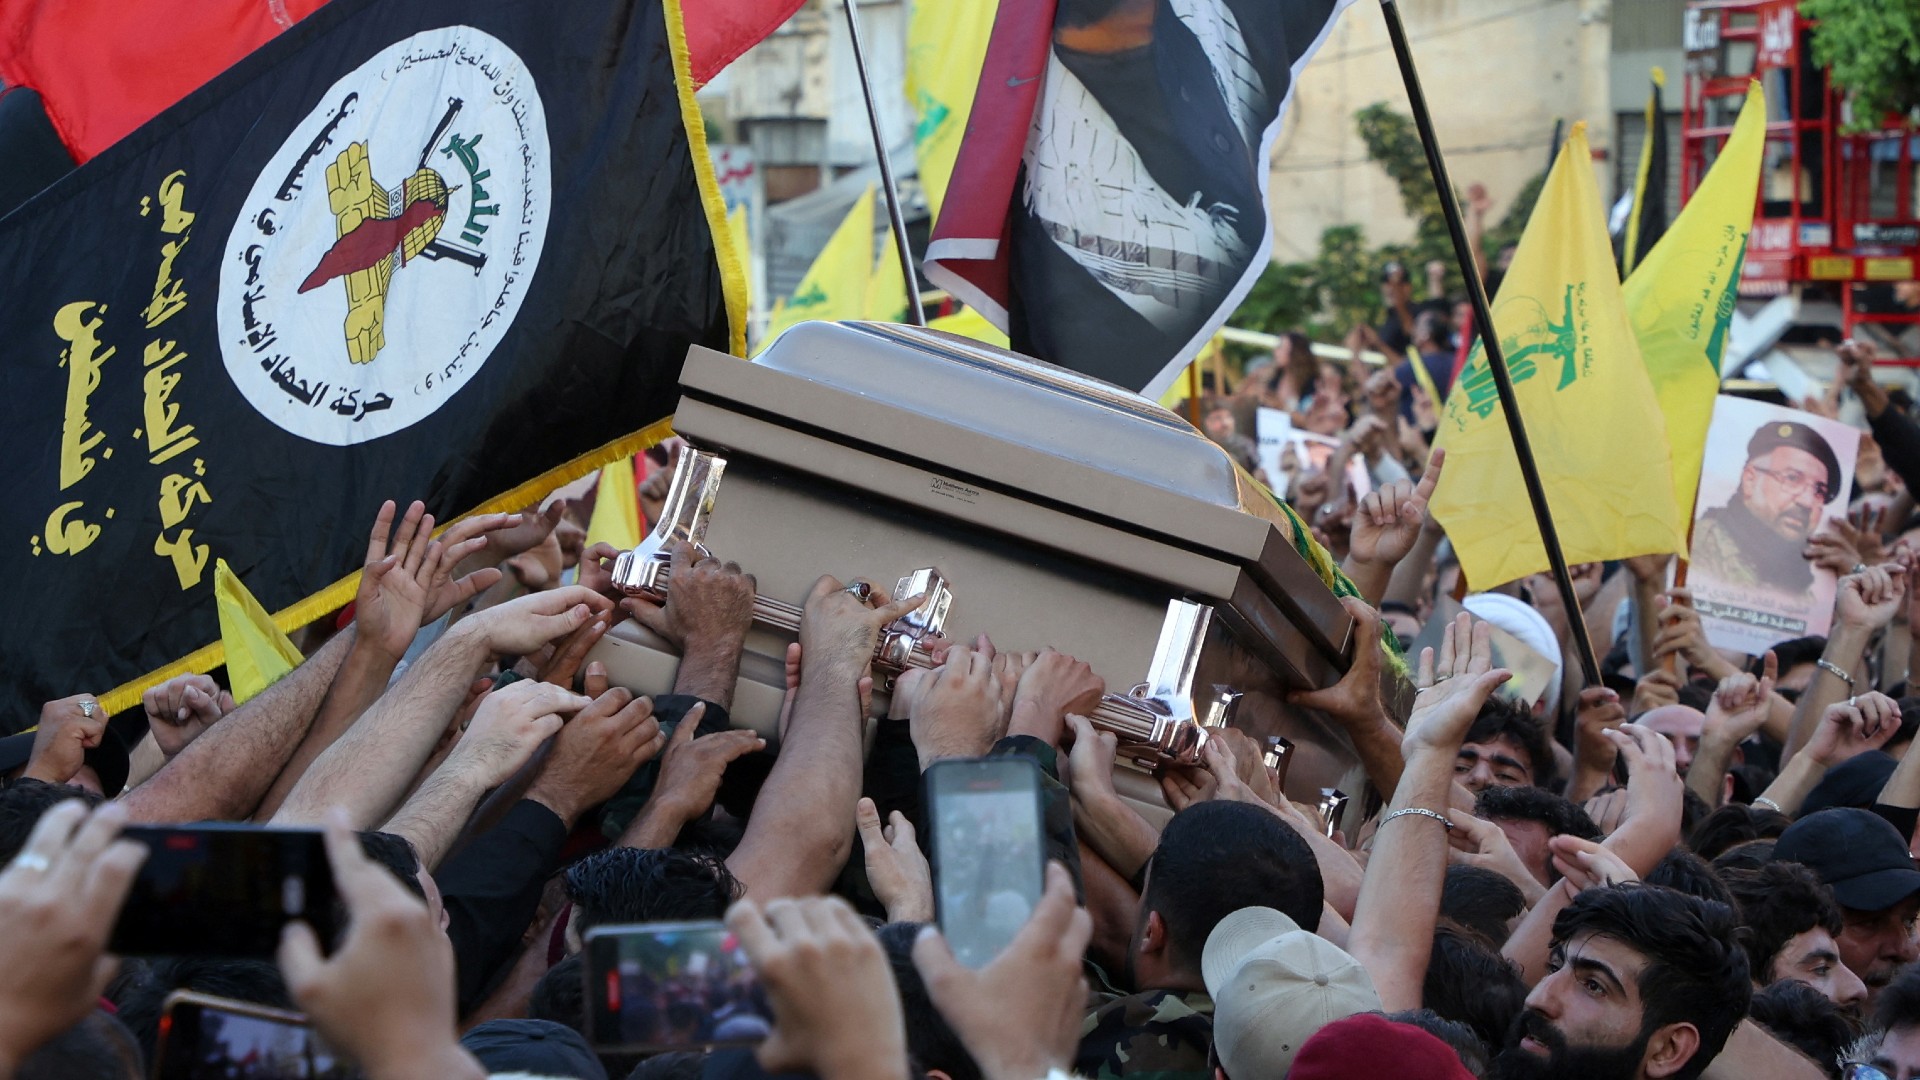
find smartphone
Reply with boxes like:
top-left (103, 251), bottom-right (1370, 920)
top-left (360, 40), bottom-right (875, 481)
top-left (923, 756), bottom-right (1047, 969)
top-left (583, 921), bottom-right (769, 1053)
top-left (111, 824), bottom-right (339, 958)
top-left (153, 991), bottom-right (357, 1079)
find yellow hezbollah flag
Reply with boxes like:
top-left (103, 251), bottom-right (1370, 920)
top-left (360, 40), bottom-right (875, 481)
top-left (866, 237), bottom-right (908, 322)
top-left (1431, 123), bottom-right (1684, 588)
top-left (215, 559), bottom-right (302, 703)
top-left (930, 305), bottom-right (1010, 348)
top-left (907, 0), bottom-right (995, 221)
top-left (586, 455), bottom-right (644, 552)
top-left (1623, 82), bottom-right (1765, 519)
top-left (765, 186), bottom-right (876, 342)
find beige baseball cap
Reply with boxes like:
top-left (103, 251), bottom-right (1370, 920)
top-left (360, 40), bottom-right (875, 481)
top-left (1202, 906), bottom-right (1382, 1077)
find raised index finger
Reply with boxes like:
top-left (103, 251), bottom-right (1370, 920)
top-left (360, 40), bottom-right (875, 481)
top-left (1412, 447), bottom-right (1445, 502)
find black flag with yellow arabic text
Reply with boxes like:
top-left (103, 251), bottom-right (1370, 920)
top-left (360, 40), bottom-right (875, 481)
top-left (0, 0), bottom-right (734, 727)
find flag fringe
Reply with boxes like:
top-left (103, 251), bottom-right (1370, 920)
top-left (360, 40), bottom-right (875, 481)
top-left (666, 0), bottom-right (749, 359)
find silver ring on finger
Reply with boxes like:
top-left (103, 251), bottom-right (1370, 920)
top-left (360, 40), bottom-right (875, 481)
top-left (11, 853), bottom-right (50, 873)
top-left (843, 581), bottom-right (874, 604)
top-left (78, 700), bottom-right (96, 718)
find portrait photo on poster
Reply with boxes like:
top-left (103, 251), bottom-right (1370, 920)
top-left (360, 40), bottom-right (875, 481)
top-left (1687, 394), bottom-right (1860, 655)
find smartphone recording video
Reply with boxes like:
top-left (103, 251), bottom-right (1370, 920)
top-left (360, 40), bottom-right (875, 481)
top-left (924, 756), bottom-right (1047, 969)
top-left (153, 991), bottom-right (358, 1079)
top-left (583, 921), bottom-right (769, 1053)
top-left (111, 824), bottom-right (339, 958)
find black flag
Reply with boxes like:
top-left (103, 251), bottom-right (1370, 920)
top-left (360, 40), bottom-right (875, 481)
top-left (1620, 71), bottom-right (1670, 277)
top-left (0, 0), bottom-right (735, 727)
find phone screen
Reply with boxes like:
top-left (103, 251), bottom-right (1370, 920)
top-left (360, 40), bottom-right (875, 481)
top-left (112, 825), bottom-right (338, 958)
top-left (583, 921), bottom-right (769, 1053)
top-left (154, 992), bottom-right (357, 1079)
top-left (924, 756), bottom-right (1046, 969)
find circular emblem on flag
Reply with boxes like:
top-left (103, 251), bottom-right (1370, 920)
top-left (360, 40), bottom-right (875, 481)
top-left (218, 26), bottom-right (551, 445)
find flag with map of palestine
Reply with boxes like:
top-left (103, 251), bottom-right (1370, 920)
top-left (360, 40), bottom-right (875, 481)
top-left (0, 0), bottom-right (741, 729)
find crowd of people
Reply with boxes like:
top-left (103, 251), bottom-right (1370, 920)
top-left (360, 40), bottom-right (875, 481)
top-left (6, 302), bottom-right (1920, 1080)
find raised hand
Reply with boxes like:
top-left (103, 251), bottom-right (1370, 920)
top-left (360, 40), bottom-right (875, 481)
top-left (1650, 589), bottom-right (1736, 679)
top-left (1548, 835), bottom-right (1639, 892)
top-left (913, 862), bottom-right (1091, 1080)
top-left (527, 688), bottom-right (666, 827)
top-left (727, 895), bottom-right (909, 1080)
top-left (1703, 653), bottom-right (1776, 750)
top-left (534, 614), bottom-right (613, 690)
top-left (620, 541), bottom-right (756, 652)
top-left (463, 585), bottom-right (615, 657)
top-left (1290, 596), bottom-right (1387, 724)
top-left (141, 674), bottom-right (234, 759)
top-left (1404, 617), bottom-right (1510, 757)
top-left (21, 694), bottom-right (108, 787)
top-left (1805, 511), bottom-right (1886, 576)
top-left (354, 500), bottom-right (441, 662)
top-left (1630, 667), bottom-right (1683, 715)
top-left (857, 797), bottom-right (933, 923)
top-left (647, 705), bottom-right (766, 826)
top-left (1805, 691), bottom-right (1901, 768)
top-left (1346, 449), bottom-right (1444, 568)
top-left (1570, 686), bottom-right (1626, 793)
top-left (1451, 812), bottom-right (1547, 901)
top-left (448, 681), bottom-right (589, 789)
top-left (1836, 564), bottom-right (1906, 632)
top-left (1007, 648), bottom-right (1103, 748)
top-left (1414, 609), bottom-right (1490, 690)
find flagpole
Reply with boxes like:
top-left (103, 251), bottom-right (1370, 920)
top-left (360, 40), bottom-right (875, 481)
top-left (1378, 0), bottom-right (1602, 685)
top-left (841, 0), bottom-right (926, 326)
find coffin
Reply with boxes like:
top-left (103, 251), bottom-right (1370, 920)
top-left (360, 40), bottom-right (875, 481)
top-left (586, 321), bottom-right (1410, 809)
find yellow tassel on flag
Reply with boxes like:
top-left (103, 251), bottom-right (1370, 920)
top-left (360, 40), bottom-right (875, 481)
top-left (764, 186), bottom-right (876, 344)
top-left (1430, 123), bottom-right (1685, 588)
top-left (585, 455), bottom-right (644, 552)
top-left (215, 558), bottom-right (303, 703)
top-left (1623, 82), bottom-right (1766, 520)
top-left (907, 0), bottom-right (995, 222)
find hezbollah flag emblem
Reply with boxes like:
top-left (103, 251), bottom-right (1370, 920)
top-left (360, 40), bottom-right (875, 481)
top-left (1431, 122), bottom-right (1685, 589)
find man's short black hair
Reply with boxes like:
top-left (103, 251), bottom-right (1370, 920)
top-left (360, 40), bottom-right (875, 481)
top-left (877, 922), bottom-right (982, 1080)
top-left (357, 830), bottom-right (427, 900)
top-left (1645, 849), bottom-right (1734, 908)
top-left (1721, 862), bottom-right (1845, 985)
top-left (1760, 637), bottom-right (1827, 677)
top-left (15, 1011), bottom-right (142, 1080)
top-left (1551, 885), bottom-right (1751, 1080)
top-left (530, 952), bottom-right (586, 1035)
top-left (1142, 801), bottom-right (1324, 972)
top-left (1383, 1009), bottom-right (1489, 1078)
top-left (1748, 979), bottom-right (1857, 1073)
top-left (1689, 803), bottom-right (1791, 861)
top-left (0, 778), bottom-right (103, 863)
top-left (1441, 865), bottom-right (1528, 947)
top-left (1473, 785), bottom-right (1602, 842)
top-left (1877, 964), bottom-right (1920, 1031)
top-left (108, 958), bottom-right (294, 1065)
top-left (564, 848), bottom-right (742, 932)
top-left (1464, 698), bottom-right (1556, 790)
top-left (1423, 923), bottom-right (1527, 1053)
top-left (1711, 839), bottom-right (1776, 875)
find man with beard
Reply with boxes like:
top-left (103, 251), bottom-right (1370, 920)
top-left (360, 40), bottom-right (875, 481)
top-left (1692, 422), bottom-right (1842, 596)
top-left (1775, 808), bottom-right (1920, 1005)
top-left (1488, 884), bottom-right (1749, 1080)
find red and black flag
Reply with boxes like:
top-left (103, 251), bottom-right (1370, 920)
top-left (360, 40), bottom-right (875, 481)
top-left (923, 0), bottom-right (1355, 397)
top-left (0, 0), bottom-right (741, 726)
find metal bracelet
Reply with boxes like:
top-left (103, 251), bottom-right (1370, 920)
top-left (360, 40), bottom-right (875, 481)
top-left (1752, 797), bottom-right (1784, 813)
top-left (1816, 658), bottom-right (1857, 688)
top-left (1381, 806), bottom-right (1452, 831)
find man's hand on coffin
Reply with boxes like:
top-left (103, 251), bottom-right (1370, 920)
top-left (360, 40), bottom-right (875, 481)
top-left (577, 541), bottom-right (623, 599)
top-left (1402, 618), bottom-right (1510, 759)
top-left (526, 687), bottom-right (666, 828)
top-left (1063, 715), bottom-right (1159, 881)
top-left (1287, 597), bottom-right (1389, 731)
top-left (856, 797), bottom-right (933, 923)
top-left (531, 612), bottom-right (612, 690)
top-left (447, 679), bottom-right (588, 790)
top-left (727, 894), bottom-right (910, 1080)
top-left (1006, 648), bottom-right (1104, 748)
top-left (465, 585), bottom-right (615, 657)
top-left (621, 541), bottom-right (755, 652)
top-left (647, 703), bottom-right (766, 826)
top-left (1207, 727), bottom-right (1283, 808)
top-left (1347, 448), bottom-right (1443, 569)
top-left (909, 645), bottom-right (1007, 768)
top-left (799, 575), bottom-right (928, 682)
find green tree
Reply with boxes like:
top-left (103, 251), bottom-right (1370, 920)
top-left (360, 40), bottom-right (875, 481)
top-left (1799, 0), bottom-right (1920, 130)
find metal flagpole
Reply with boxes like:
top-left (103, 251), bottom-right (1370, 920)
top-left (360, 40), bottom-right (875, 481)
top-left (841, 0), bottom-right (926, 326)
top-left (1378, 0), bottom-right (1602, 684)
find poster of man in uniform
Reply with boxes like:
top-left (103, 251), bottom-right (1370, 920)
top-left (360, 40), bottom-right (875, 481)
top-left (1689, 395), bottom-right (1858, 655)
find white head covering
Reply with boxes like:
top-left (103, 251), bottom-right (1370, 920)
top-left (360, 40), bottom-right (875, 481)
top-left (1462, 591), bottom-right (1564, 718)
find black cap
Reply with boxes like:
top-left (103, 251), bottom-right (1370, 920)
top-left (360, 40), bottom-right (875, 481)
top-left (460, 1019), bottom-right (607, 1080)
top-left (1776, 807), bottom-right (1920, 912)
top-left (0, 727), bottom-right (130, 797)
top-left (1746, 421), bottom-right (1842, 503)
top-left (1803, 751), bottom-right (1899, 816)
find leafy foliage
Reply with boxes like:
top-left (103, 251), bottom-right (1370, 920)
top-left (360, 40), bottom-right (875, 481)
top-left (1800, 0), bottom-right (1920, 130)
